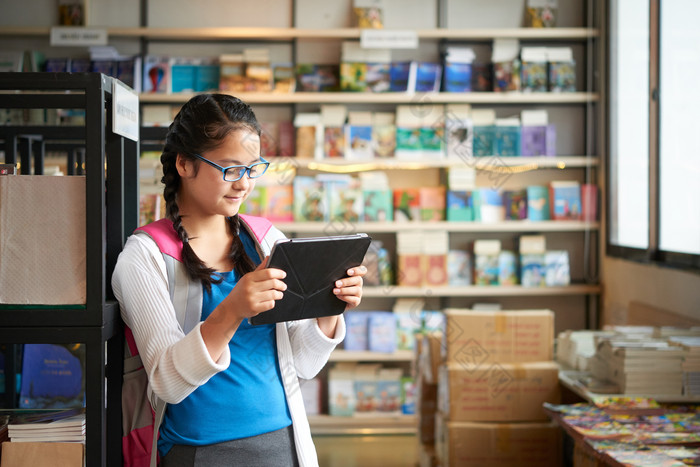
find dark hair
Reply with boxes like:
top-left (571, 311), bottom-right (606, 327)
top-left (160, 93), bottom-right (261, 290)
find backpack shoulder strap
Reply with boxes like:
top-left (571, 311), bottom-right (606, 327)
top-left (239, 214), bottom-right (272, 245)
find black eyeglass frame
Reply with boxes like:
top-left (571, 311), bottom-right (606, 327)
top-left (192, 153), bottom-right (270, 182)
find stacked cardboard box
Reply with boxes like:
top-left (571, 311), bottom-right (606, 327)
top-left (415, 331), bottom-right (443, 467)
top-left (435, 309), bottom-right (562, 467)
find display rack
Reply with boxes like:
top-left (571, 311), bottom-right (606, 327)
top-left (0, 72), bottom-right (139, 467)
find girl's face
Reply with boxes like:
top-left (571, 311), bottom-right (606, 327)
top-left (177, 129), bottom-right (262, 219)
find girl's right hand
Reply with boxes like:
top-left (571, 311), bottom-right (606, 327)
top-left (224, 257), bottom-right (287, 319)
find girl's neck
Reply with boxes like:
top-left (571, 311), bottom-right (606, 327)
top-left (179, 213), bottom-right (229, 241)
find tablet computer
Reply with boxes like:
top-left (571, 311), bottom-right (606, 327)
top-left (248, 233), bottom-right (372, 325)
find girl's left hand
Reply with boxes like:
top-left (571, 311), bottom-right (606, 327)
top-left (333, 265), bottom-right (367, 310)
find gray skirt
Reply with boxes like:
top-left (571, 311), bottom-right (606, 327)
top-left (161, 425), bottom-right (299, 467)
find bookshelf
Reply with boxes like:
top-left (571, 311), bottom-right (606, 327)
top-left (0, 73), bottom-right (139, 467)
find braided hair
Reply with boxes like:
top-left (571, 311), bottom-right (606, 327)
top-left (160, 93), bottom-right (260, 291)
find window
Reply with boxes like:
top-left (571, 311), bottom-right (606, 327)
top-left (607, 0), bottom-right (700, 270)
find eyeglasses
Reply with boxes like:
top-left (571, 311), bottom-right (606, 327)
top-left (192, 153), bottom-right (270, 182)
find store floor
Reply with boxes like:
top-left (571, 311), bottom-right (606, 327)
top-left (314, 434), bottom-right (418, 466)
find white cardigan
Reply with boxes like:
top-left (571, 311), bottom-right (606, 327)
top-left (112, 223), bottom-right (345, 467)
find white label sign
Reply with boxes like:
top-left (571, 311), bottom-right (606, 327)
top-left (50, 27), bottom-right (108, 46)
top-left (360, 30), bottom-right (418, 49)
top-left (112, 80), bottom-right (139, 142)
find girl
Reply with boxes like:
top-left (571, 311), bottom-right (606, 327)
top-left (112, 93), bottom-right (366, 467)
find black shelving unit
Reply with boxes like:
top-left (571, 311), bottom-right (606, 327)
top-left (0, 72), bottom-right (139, 467)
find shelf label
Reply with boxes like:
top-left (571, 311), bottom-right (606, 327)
top-left (112, 80), bottom-right (139, 142)
top-left (360, 30), bottom-right (418, 49)
top-left (50, 27), bottom-right (108, 46)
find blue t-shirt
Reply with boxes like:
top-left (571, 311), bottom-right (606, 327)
top-left (158, 229), bottom-right (292, 456)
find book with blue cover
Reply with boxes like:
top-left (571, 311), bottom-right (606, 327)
top-left (368, 312), bottom-right (397, 353)
top-left (473, 126), bottom-right (496, 156)
top-left (19, 344), bottom-right (84, 409)
top-left (409, 62), bottom-right (442, 92)
top-left (550, 181), bottom-right (581, 220)
top-left (444, 61), bottom-right (472, 92)
top-left (389, 61), bottom-right (412, 92)
top-left (545, 250), bottom-right (570, 286)
top-left (526, 185), bottom-right (551, 221)
top-left (363, 189), bottom-right (393, 221)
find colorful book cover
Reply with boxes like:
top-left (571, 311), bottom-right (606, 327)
top-left (296, 63), bottom-right (321, 92)
top-left (419, 186), bottom-right (446, 221)
top-left (195, 61), bottom-right (220, 92)
top-left (90, 59), bottom-right (116, 77)
top-left (389, 61), bottom-right (412, 92)
top-left (525, 2), bottom-right (557, 28)
top-left (19, 344), bottom-right (84, 409)
top-left (327, 177), bottom-right (362, 223)
top-left (498, 250), bottom-right (518, 285)
top-left (340, 62), bottom-right (368, 92)
top-left (344, 311), bottom-right (370, 351)
top-left (218, 54), bottom-right (245, 92)
top-left (549, 61), bottom-right (576, 92)
top-left (68, 57), bottom-right (91, 73)
top-left (143, 55), bottom-right (169, 93)
top-left (377, 370), bottom-right (402, 413)
top-left (295, 125), bottom-right (317, 159)
top-left (372, 125), bottom-right (396, 158)
top-left (471, 62), bottom-right (493, 92)
top-left (479, 188), bottom-right (505, 223)
top-left (448, 250), bottom-right (472, 286)
top-left (264, 185), bottom-right (293, 222)
top-left (545, 250), bottom-right (570, 286)
top-left (526, 185), bottom-right (551, 221)
top-left (293, 176), bottom-right (326, 222)
top-left (245, 62), bottom-right (272, 92)
top-left (411, 62), bottom-right (442, 92)
top-left (424, 254), bottom-right (448, 287)
top-left (446, 121), bottom-right (473, 160)
top-left (521, 124), bottom-right (556, 156)
top-left (395, 127), bottom-right (422, 159)
top-left (444, 62), bottom-right (471, 92)
top-left (393, 188), bottom-right (420, 222)
top-left (345, 125), bottom-right (373, 160)
top-left (446, 190), bottom-right (474, 222)
top-left (401, 377), bottom-right (416, 415)
top-left (260, 122), bottom-right (279, 158)
top-left (116, 57), bottom-right (139, 90)
top-left (520, 253), bottom-right (546, 287)
top-left (495, 125), bottom-right (521, 156)
top-left (503, 189), bottom-right (528, 220)
top-left (169, 57), bottom-right (197, 93)
top-left (366, 63), bottom-right (391, 92)
top-left (550, 181), bottom-right (582, 220)
top-left (278, 121), bottom-right (295, 157)
top-left (419, 127), bottom-right (445, 159)
top-left (354, 6), bottom-right (384, 28)
top-left (239, 185), bottom-right (264, 216)
top-left (397, 254), bottom-right (422, 286)
top-left (316, 64), bottom-right (341, 92)
top-left (473, 125), bottom-right (496, 156)
top-left (272, 63), bottom-right (296, 93)
top-left (474, 253), bottom-right (499, 285)
top-left (395, 312), bottom-right (422, 351)
top-left (328, 368), bottom-right (356, 416)
top-left (493, 60), bottom-right (521, 92)
top-left (363, 189), bottom-right (393, 221)
top-left (368, 312), bottom-right (397, 353)
top-left (324, 126), bottom-right (345, 158)
top-left (521, 61), bottom-right (548, 92)
top-left (354, 367), bottom-right (379, 413)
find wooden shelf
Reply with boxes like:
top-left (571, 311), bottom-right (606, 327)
top-left (277, 220), bottom-right (599, 233)
top-left (139, 91), bottom-right (598, 104)
top-left (268, 156), bottom-right (599, 172)
top-left (0, 26), bottom-right (599, 41)
top-left (308, 414), bottom-right (417, 435)
top-left (330, 350), bottom-right (414, 362)
top-left (362, 284), bottom-right (601, 298)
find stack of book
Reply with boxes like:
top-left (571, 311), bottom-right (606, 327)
top-left (7, 408), bottom-right (86, 443)
top-left (594, 338), bottom-right (687, 395)
top-left (670, 336), bottom-right (700, 395)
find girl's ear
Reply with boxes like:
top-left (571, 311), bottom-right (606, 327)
top-left (175, 153), bottom-right (190, 178)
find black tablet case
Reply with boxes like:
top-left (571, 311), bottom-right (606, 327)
top-left (249, 233), bottom-right (372, 325)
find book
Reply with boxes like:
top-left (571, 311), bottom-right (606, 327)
top-left (473, 239), bottom-right (501, 285)
top-left (581, 183), bottom-right (598, 222)
top-left (366, 63), bottom-right (391, 92)
top-left (526, 185), bottom-right (551, 221)
top-left (194, 58), bottom-right (220, 92)
top-left (443, 47), bottom-right (475, 92)
top-left (142, 55), bottom-right (169, 93)
top-left (397, 231), bottom-right (423, 286)
top-left (377, 368), bottom-right (403, 413)
top-left (548, 47), bottom-right (576, 92)
top-left (520, 47), bottom-right (549, 92)
top-left (471, 62), bottom-right (493, 92)
top-left (478, 188), bottom-right (505, 223)
top-left (325, 175), bottom-right (362, 223)
top-left (521, 117), bottom-right (556, 157)
top-left (362, 189), bottom-right (393, 221)
top-left (345, 124), bottom-right (373, 160)
top-left (446, 190), bottom-right (474, 222)
top-left (372, 124), bottom-right (396, 158)
top-left (472, 109), bottom-right (497, 157)
top-left (448, 250), bottom-right (472, 286)
top-left (19, 344), bottom-right (85, 409)
top-left (264, 184), bottom-right (294, 222)
top-left (218, 53), bottom-right (245, 92)
top-left (423, 231), bottom-right (449, 287)
top-left (545, 250), bottom-right (570, 286)
top-left (321, 104), bottom-right (347, 159)
top-left (272, 63), bottom-right (296, 93)
top-left (0, 51), bottom-right (24, 72)
top-left (244, 49), bottom-right (272, 92)
top-left (492, 39), bottom-right (521, 92)
top-left (294, 112), bottom-right (322, 159)
top-left (344, 311), bottom-right (371, 351)
top-left (419, 186), bottom-right (446, 222)
top-left (340, 62), bottom-right (368, 92)
top-left (409, 62), bottom-right (442, 92)
top-left (389, 61), bottom-right (412, 92)
top-left (368, 312), bottom-right (397, 353)
top-left (393, 188), bottom-right (420, 222)
top-left (354, 364), bottom-right (380, 414)
top-left (525, 0), bottom-right (558, 28)
top-left (550, 180), bottom-right (582, 220)
top-left (498, 250), bottom-right (518, 285)
top-left (329, 364), bottom-right (357, 416)
top-left (445, 104), bottom-right (473, 161)
top-left (169, 57), bottom-right (197, 93)
top-left (44, 57), bottom-right (69, 72)
top-left (495, 117), bottom-right (521, 156)
top-left (503, 189), bottom-right (528, 220)
top-left (353, 3), bottom-right (383, 29)
top-left (293, 176), bottom-right (326, 222)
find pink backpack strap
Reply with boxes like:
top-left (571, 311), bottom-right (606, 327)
top-left (239, 214), bottom-right (272, 244)
top-left (136, 218), bottom-right (182, 262)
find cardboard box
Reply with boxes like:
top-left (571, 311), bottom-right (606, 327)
top-left (1, 441), bottom-right (84, 467)
top-left (0, 176), bottom-right (86, 304)
top-left (437, 361), bottom-right (560, 422)
top-left (443, 309), bottom-right (554, 365)
top-left (435, 415), bottom-right (562, 467)
top-left (417, 331), bottom-right (444, 384)
top-left (417, 376), bottom-right (438, 444)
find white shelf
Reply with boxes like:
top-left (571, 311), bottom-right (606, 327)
top-left (0, 26), bottom-right (599, 41)
top-left (277, 220), bottom-right (599, 233)
top-left (362, 284), bottom-right (601, 298)
top-left (269, 156), bottom-right (599, 172)
top-left (308, 414), bottom-right (417, 435)
top-left (330, 350), bottom-right (414, 362)
top-left (139, 91), bottom-right (598, 104)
